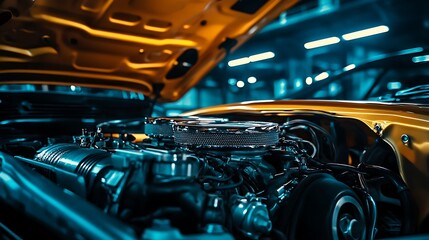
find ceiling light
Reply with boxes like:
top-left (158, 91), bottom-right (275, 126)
top-left (398, 47), bottom-right (423, 55)
top-left (248, 52), bottom-right (275, 62)
top-left (387, 82), bottom-right (402, 90)
top-left (295, 79), bottom-right (302, 88)
top-left (279, 12), bottom-right (287, 24)
top-left (305, 77), bottom-right (313, 85)
top-left (228, 57), bottom-right (250, 67)
top-left (412, 55), bottom-right (429, 63)
top-left (342, 25), bottom-right (389, 41)
top-left (304, 37), bottom-right (340, 49)
top-left (343, 64), bottom-right (356, 71)
top-left (315, 72), bottom-right (329, 81)
top-left (228, 78), bottom-right (237, 85)
top-left (247, 76), bottom-right (257, 84)
top-left (236, 80), bottom-right (245, 88)
top-left (228, 51), bottom-right (275, 67)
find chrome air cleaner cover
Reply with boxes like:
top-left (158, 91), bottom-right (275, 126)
top-left (144, 117), bottom-right (188, 138)
top-left (173, 121), bottom-right (279, 148)
top-left (144, 117), bottom-right (228, 138)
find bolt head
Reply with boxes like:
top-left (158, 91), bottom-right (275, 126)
top-left (401, 134), bottom-right (410, 145)
top-left (374, 123), bottom-right (382, 134)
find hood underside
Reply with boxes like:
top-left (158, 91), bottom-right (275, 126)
top-left (0, 0), bottom-right (297, 102)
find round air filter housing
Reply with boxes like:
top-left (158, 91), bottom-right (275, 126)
top-left (144, 117), bottom-right (227, 138)
top-left (143, 117), bottom-right (182, 138)
top-left (173, 121), bottom-right (279, 148)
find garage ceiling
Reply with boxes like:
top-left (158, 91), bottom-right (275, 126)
top-left (230, 0), bottom-right (428, 60)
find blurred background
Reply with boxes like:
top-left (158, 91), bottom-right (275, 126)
top-left (162, 0), bottom-right (429, 116)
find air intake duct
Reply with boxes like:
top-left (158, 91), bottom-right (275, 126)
top-left (34, 143), bottom-right (113, 201)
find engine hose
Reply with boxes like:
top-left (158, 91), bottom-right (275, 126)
top-left (355, 170), bottom-right (375, 240)
top-left (200, 174), bottom-right (234, 182)
top-left (212, 173), bottom-right (243, 190)
top-left (367, 192), bottom-right (378, 239)
top-left (360, 164), bottom-right (417, 235)
top-left (354, 186), bottom-right (377, 240)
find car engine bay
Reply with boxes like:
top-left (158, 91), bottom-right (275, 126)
top-left (0, 116), bottom-right (417, 240)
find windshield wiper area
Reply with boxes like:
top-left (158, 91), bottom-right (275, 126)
top-left (394, 84), bottom-right (429, 100)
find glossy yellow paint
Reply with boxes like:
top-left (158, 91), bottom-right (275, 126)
top-left (33, 14), bottom-right (197, 47)
top-left (183, 99), bottom-right (429, 225)
top-left (0, 0), bottom-right (298, 102)
top-left (104, 133), bottom-right (149, 142)
top-left (0, 44), bottom-right (58, 57)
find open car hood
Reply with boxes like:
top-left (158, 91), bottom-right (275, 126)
top-left (0, 0), bottom-right (297, 102)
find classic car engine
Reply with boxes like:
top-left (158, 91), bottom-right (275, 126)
top-left (0, 117), bottom-right (416, 240)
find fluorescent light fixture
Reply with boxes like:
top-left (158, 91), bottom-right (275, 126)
top-left (228, 51), bottom-right (275, 67)
top-left (274, 79), bottom-right (287, 98)
top-left (387, 82), bottom-right (402, 90)
top-left (412, 54), bottom-right (429, 63)
top-left (304, 37), bottom-right (340, 49)
top-left (236, 80), bottom-right (245, 88)
top-left (248, 52), bottom-right (275, 62)
top-left (342, 25), bottom-right (389, 41)
top-left (228, 57), bottom-right (250, 67)
top-left (305, 77), bottom-right (313, 85)
top-left (247, 76), bottom-right (257, 84)
top-left (315, 72), bottom-right (329, 81)
top-left (228, 78), bottom-right (237, 86)
top-left (295, 79), bottom-right (302, 88)
top-left (166, 110), bottom-right (183, 116)
top-left (279, 12), bottom-right (287, 24)
top-left (398, 47), bottom-right (423, 55)
top-left (329, 83), bottom-right (341, 95)
top-left (343, 64), bottom-right (356, 71)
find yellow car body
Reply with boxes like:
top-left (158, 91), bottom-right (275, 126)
top-left (184, 99), bottom-right (429, 225)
